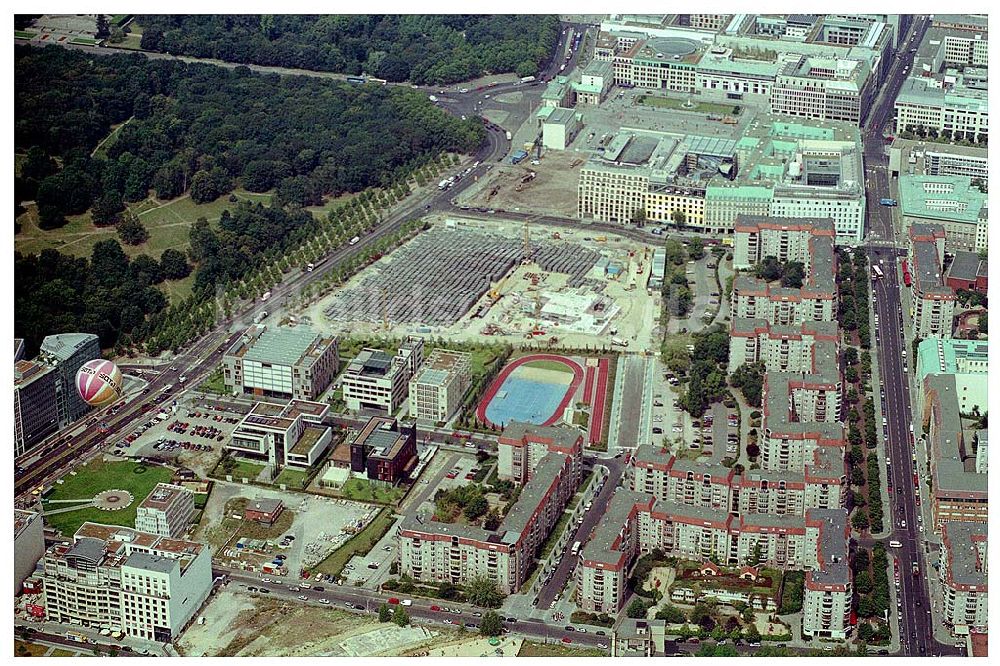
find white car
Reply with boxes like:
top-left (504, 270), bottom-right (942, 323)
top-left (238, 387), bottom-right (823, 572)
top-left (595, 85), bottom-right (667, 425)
top-left (319, 598), bottom-right (330, 605)
top-left (401, 600), bottom-right (413, 606)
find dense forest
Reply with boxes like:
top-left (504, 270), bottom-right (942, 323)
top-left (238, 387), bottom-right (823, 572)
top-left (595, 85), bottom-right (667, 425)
top-left (15, 243), bottom-right (173, 357)
top-left (15, 44), bottom-right (482, 355)
top-left (15, 44), bottom-right (483, 228)
top-left (136, 15), bottom-right (561, 84)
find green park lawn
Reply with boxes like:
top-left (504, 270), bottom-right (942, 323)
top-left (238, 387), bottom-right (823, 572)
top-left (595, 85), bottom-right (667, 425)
top-left (340, 478), bottom-right (405, 504)
top-left (522, 359), bottom-right (573, 374)
top-left (42, 459), bottom-right (174, 536)
top-left (273, 467), bottom-right (310, 489)
top-left (518, 642), bottom-right (604, 657)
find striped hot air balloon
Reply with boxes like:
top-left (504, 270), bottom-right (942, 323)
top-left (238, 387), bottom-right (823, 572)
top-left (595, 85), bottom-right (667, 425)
top-left (75, 359), bottom-right (124, 407)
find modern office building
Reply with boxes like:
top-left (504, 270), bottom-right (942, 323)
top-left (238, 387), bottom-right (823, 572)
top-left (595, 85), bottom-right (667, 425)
top-left (541, 107), bottom-right (583, 150)
top-left (899, 175), bottom-right (987, 253)
top-left (349, 416), bottom-right (418, 486)
top-left (770, 55), bottom-right (874, 125)
top-left (341, 337), bottom-right (424, 414)
top-left (134, 484), bottom-right (196, 538)
top-left (37, 332), bottom-right (100, 428)
top-left (578, 120), bottom-right (864, 243)
top-left (894, 72), bottom-right (988, 143)
top-left (227, 399), bottom-right (331, 470)
top-left (408, 349), bottom-right (472, 424)
top-left (888, 138), bottom-right (988, 187)
top-left (497, 421), bottom-right (584, 486)
top-left (923, 374), bottom-right (988, 531)
top-left (40, 522), bottom-right (212, 642)
top-left (938, 521), bottom-right (988, 636)
top-left (916, 338), bottom-right (988, 417)
top-left (223, 324), bottom-right (338, 401)
top-left (15, 509), bottom-right (45, 595)
top-left (399, 449), bottom-right (579, 594)
top-left (14, 359), bottom-right (59, 458)
top-left (907, 224), bottom-right (957, 339)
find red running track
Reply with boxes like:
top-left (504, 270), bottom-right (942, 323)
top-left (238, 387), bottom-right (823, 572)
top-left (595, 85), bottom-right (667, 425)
top-left (587, 358), bottom-right (609, 445)
top-left (476, 354), bottom-right (584, 428)
top-left (583, 365), bottom-right (595, 404)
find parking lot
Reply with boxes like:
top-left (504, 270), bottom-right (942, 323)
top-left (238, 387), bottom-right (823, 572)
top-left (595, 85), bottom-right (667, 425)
top-left (114, 399), bottom-right (246, 477)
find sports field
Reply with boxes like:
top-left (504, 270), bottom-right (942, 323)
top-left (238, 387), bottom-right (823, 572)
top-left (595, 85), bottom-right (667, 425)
top-left (41, 459), bottom-right (174, 536)
top-left (477, 354), bottom-right (584, 427)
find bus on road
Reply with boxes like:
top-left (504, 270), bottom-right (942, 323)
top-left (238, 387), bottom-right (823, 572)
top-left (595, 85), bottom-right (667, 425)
top-left (872, 265), bottom-right (884, 280)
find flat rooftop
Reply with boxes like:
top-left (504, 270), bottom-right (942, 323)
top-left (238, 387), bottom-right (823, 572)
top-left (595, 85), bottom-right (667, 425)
top-left (242, 326), bottom-right (320, 367)
top-left (139, 483), bottom-right (190, 510)
top-left (899, 175), bottom-right (986, 225)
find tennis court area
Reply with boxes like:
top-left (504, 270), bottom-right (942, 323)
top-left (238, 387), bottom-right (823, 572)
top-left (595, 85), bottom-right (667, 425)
top-left (477, 354), bottom-right (583, 427)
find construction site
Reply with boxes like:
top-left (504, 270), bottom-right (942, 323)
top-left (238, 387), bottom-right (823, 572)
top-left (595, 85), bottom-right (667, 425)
top-left (455, 150), bottom-right (585, 218)
top-left (309, 217), bottom-right (662, 352)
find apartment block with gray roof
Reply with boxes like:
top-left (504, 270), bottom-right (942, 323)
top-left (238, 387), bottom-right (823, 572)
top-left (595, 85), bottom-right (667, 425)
top-left (938, 521), bottom-right (988, 635)
top-left (399, 450), bottom-right (578, 595)
top-left (923, 375), bottom-right (987, 531)
top-left (223, 324), bottom-right (338, 401)
top-left (907, 224), bottom-right (956, 339)
top-left (894, 71), bottom-right (988, 143)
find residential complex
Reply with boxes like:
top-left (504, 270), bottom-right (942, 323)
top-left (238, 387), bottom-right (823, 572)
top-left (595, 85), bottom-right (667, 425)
top-left (341, 337), bottom-right (424, 414)
top-left (227, 400), bottom-right (331, 469)
top-left (730, 217), bottom-right (838, 326)
top-left (575, 490), bottom-right (852, 638)
top-left (497, 420), bottom-right (584, 485)
top-left (349, 416), bottom-right (418, 486)
top-left (39, 522), bottom-right (212, 642)
top-left (222, 324), bottom-right (338, 401)
top-left (399, 423), bottom-right (582, 594)
top-left (134, 484), bottom-right (196, 538)
top-left (408, 349), bottom-right (473, 424)
top-left (906, 224), bottom-right (957, 339)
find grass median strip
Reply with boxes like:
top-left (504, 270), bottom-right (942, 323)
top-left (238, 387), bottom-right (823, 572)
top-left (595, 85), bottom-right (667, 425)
top-left (313, 507), bottom-right (395, 577)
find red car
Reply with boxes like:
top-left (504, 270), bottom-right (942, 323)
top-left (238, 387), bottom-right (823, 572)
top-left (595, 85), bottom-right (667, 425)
top-left (430, 605), bottom-right (441, 612)
top-left (561, 637), bottom-right (572, 644)
top-left (388, 598), bottom-right (400, 605)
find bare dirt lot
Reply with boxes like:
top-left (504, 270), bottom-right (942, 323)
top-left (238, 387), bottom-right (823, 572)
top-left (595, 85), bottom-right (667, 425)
top-left (179, 587), bottom-right (453, 656)
top-left (456, 150), bottom-right (585, 218)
